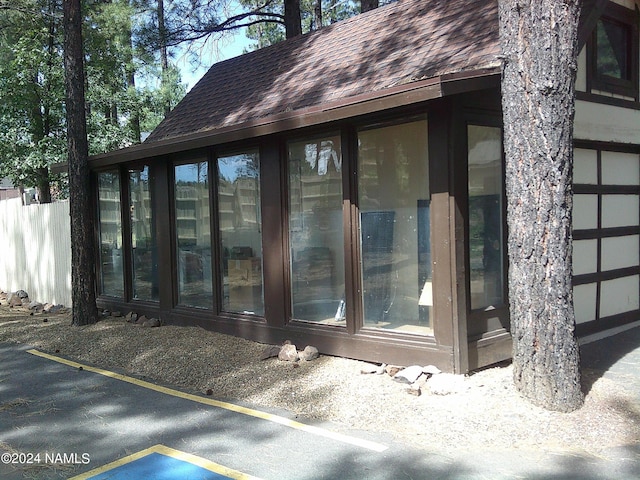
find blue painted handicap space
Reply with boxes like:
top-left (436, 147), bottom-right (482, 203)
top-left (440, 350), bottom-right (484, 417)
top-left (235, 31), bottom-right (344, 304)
top-left (70, 445), bottom-right (262, 480)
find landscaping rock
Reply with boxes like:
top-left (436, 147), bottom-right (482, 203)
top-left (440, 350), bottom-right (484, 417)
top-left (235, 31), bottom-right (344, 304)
top-left (385, 365), bottom-right (403, 377)
top-left (278, 343), bottom-right (299, 362)
top-left (8, 293), bottom-right (23, 307)
top-left (393, 365), bottom-right (424, 384)
top-left (299, 345), bottom-right (319, 361)
top-left (142, 317), bottom-right (161, 327)
top-left (28, 301), bottom-right (43, 312)
top-left (43, 304), bottom-right (65, 314)
top-left (360, 363), bottom-right (380, 374)
top-left (423, 365), bottom-right (442, 376)
top-left (260, 345), bottom-right (282, 360)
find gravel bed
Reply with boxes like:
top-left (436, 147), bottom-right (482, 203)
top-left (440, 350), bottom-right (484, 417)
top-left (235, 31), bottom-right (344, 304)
top-left (0, 306), bottom-right (638, 457)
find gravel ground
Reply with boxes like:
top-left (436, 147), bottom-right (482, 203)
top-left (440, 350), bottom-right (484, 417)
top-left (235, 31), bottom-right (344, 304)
top-left (0, 305), bottom-right (639, 458)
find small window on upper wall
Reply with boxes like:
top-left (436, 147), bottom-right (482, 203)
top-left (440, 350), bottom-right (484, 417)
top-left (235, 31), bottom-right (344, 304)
top-left (589, 2), bottom-right (638, 100)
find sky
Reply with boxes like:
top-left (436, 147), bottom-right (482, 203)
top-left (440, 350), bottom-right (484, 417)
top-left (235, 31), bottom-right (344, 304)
top-left (175, 29), bottom-right (253, 92)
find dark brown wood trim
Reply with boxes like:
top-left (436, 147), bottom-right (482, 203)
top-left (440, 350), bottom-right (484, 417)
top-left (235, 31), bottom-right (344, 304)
top-left (120, 165), bottom-right (133, 302)
top-left (573, 226), bottom-right (640, 240)
top-left (573, 266), bottom-right (640, 286)
top-left (578, 0), bottom-right (609, 49)
top-left (152, 160), bottom-right (174, 310)
top-left (574, 140), bottom-right (640, 154)
top-left (576, 91), bottom-right (640, 110)
top-left (574, 184), bottom-right (640, 194)
top-left (467, 329), bottom-right (512, 371)
top-left (428, 99), bottom-right (462, 372)
top-left (342, 126), bottom-right (360, 336)
top-left (259, 140), bottom-right (288, 327)
top-left (576, 309), bottom-right (640, 337)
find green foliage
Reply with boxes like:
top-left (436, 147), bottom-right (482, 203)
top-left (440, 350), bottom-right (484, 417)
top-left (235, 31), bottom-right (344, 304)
top-left (0, 0), bottom-right (389, 197)
top-left (242, 0), bottom-right (360, 50)
top-left (0, 0), bottom-right (186, 197)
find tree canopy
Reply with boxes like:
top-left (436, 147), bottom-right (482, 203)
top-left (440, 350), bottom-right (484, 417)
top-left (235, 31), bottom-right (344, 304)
top-left (0, 0), bottom-right (391, 200)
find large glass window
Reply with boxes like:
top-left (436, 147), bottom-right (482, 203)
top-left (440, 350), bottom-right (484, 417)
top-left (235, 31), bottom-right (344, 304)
top-left (97, 171), bottom-right (124, 297)
top-left (175, 162), bottom-right (212, 308)
top-left (129, 165), bottom-right (158, 301)
top-left (358, 120), bottom-right (432, 334)
top-left (218, 151), bottom-right (264, 315)
top-left (468, 125), bottom-right (504, 310)
top-left (288, 134), bottom-right (345, 323)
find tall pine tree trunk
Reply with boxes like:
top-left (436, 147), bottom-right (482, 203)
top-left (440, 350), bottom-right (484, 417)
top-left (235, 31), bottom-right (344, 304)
top-left (284, 0), bottom-right (302, 38)
top-left (361, 0), bottom-right (378, 13)
top-left (157, 0), bottom-right (171, 117)
top-left (499, 0), bottom-right (583, 412)
top-left (63, 0), bottom-right (99, 326)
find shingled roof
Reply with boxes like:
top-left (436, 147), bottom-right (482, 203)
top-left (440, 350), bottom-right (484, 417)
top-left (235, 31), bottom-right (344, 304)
top-left (145, 0), bottom-right (501, 144)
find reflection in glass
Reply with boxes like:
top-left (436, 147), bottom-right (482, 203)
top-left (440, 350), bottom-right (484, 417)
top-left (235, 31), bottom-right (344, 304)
top-left (175, 162), bottom-right (212, 308)
top-left (358, 120), bottom-right (432, 335)
top-left (288, 135), bottom-right (345, 323)
top-left (97, 171), bottom-right (124, 297)
top-left (596, 18), bottom-right (629, 80)
top-left (129, 165), bottom-right (158, 301)
top-left (218, 151), bottom-right (264, 315)
top-left (468, 125), bottom-right (503, 310)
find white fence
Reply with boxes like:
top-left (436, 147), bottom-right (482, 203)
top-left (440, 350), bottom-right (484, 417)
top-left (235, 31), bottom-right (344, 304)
top-left (0, 197), bottom-right (72, 306)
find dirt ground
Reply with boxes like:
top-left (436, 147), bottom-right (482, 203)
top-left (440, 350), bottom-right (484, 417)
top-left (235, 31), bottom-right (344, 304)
top-left (0, 305), bottom-right (638, 457)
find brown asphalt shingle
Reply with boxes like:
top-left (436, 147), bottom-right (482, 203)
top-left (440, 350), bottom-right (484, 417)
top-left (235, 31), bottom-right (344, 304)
top-left (145, 0), bottom-right (501, 143)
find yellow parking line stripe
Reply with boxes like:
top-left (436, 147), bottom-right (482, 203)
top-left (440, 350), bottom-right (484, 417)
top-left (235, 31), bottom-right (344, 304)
top-left (69, 444), bottom-right (263, 480)
top-left (27, 349), bottom-right (388, 452)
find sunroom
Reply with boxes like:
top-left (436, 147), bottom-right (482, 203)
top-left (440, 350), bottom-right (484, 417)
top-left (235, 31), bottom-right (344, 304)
top-left (89, 0), bottom-right (640, 372)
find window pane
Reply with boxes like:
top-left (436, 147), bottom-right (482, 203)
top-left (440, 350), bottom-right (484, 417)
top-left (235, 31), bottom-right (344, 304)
top-left (129, 165), bottom-right (158, 301)
top-left (468, 125), bottom-right (503, 310)
top-left (175, 162), bottom-right (212, 308)
top-left (358, 120), bottom-right (432, 334)
top-left (596, 18), bottom-right (629, 80)
top-left (218, 151), bottom-right (264, 315)
top-left (98, 171), bottom-right (124, 297)
top-left (288, 135), bottom-right (345, 323)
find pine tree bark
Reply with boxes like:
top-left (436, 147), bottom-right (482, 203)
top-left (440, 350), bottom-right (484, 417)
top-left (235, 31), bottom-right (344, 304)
top-left (63, 0), bottom-right (99, 326)
top-left (284, 0), bottom-right (302, 38)
top-left (361, 0), bottom-right (379, 13)
top-left (499, 0), bottom-right (583, 412)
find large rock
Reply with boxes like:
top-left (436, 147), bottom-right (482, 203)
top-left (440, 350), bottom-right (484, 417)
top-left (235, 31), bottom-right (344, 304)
top-left (278, 343), bottom-right (299, 362)
top-left (299, 345), bottom-right (319, 361)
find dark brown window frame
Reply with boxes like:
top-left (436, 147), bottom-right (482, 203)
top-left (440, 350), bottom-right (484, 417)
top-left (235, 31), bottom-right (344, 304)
top-left (586, 1), bottom-right (639, 101)
top-left (462, 114), bottom-right (510, 340)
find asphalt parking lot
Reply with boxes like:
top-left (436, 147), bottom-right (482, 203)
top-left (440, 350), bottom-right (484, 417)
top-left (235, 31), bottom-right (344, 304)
top-left (1, 332), bottom-right (639, 479)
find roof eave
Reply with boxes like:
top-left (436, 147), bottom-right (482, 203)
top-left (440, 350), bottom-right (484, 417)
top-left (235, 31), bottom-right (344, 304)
top-left (89, 68), bottom-right (501, 169)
